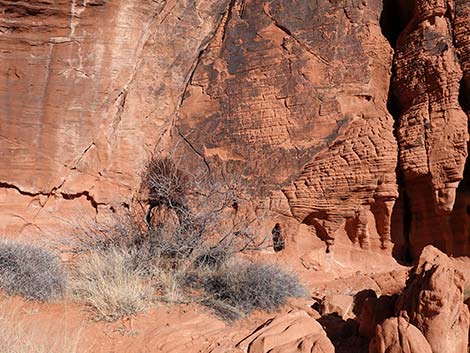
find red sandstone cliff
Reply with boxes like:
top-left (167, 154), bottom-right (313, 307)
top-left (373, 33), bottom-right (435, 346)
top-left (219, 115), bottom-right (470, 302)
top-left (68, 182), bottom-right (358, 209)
top-left (1, 0), bottom-right (469, 266)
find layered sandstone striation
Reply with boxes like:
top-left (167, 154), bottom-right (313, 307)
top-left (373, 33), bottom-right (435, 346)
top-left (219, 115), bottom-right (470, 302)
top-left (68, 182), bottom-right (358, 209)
top-left (177, 0), bottom-right (399, 257)
top-left (237, 310), bottom-right (334, 353)
top-left (393, 0), bottom-right (469, 257)
top-left (0, 0), bottom-right (470, 264)
top-left (0, 0), bottom-right (229, 236)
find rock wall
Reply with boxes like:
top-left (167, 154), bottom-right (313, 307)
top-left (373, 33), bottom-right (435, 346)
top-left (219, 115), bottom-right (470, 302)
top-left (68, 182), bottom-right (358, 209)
top-left (367, 246), bottom-right (470, 353)
top-left (393, 0), bottom-right (469, 258)
top-left (0, 0), bottom-right (229, 236)
top-left (177, 0), bottom-right (399, 262)
top-left (1, 0), bottom-right (470, 263)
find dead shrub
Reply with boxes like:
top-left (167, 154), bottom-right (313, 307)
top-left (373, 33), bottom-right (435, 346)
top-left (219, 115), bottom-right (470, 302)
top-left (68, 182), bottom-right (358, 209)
top-left (0, 240), bottom-right (65, 301)
top-left (63, 212), bottom-right (147, 255)
top-left (143, 157), bottom-right (190, 214)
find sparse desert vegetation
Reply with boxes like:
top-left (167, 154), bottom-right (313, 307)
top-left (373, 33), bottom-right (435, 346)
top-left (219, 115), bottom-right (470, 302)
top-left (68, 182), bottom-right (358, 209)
top-left (0, 157), bottom-right (305, 324)
top-left (62, 156), bottom-right (305, 321)
top-left (67, 247), bottom-right (153, 322)
top-left (4, 0), bottom-right (470, 352)
top-left (0, 240), bottom-right (66, 301)
top-left (204, 262), bottom-right (306, 315)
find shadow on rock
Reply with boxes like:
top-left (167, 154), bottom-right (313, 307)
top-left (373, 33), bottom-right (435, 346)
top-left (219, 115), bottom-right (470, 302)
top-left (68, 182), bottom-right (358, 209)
top-left (317, 313), bottom-right (369, 353)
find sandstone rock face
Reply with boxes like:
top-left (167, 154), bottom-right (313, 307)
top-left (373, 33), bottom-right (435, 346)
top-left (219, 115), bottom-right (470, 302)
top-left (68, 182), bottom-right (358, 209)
top-left (454, 0), bottom-right (470, 110)
top-left (320, 294), bottom-right (354, 319)
top-left (396, 246), bottom-right (470, 353)
top-left (0, 0), bottom-right (229, 236)
top-left (177, 0), bottom-right (399, 259)
top-left (369, 316), bottom-right (433, 353)
top-left (1, 0), bottom-right (470, 267)
top-left (237, 310), bottom-right (334, 353)
top-left (392, 0), bottom-right (469, 258)
top-left (448, 0), bottom-right (470, 258)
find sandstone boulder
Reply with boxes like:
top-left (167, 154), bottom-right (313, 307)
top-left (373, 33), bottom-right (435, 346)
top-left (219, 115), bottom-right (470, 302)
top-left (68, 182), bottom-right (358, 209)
top-left (237, 310), bottom-right (334, 353)
top-left (320, 294), bottom-right (354, 319)
top-left (369, 316), bottom-right (432, 353)
top-left (396, 246), bottom-right (470, 353)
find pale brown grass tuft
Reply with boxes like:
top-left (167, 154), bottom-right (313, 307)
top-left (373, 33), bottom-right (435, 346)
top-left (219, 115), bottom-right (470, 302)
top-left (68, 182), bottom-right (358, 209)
top-left (68, 247), bottom-right (153, 322)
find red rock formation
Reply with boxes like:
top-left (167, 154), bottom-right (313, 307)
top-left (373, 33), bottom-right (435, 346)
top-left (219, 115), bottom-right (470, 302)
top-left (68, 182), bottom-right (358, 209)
top-left (358, 294), bottom-right (397, 338)
top-left (320, 294), bottom-right (354, 319)
top-left (447, 0), bottom-right (470, 258)
top-left (237, 310), bottom-right (334, 353)
top-left (369, 316), bottom-right (433, 353)
top-left (177, 0), bottom-right (399, 258)
top-left (396, 246), bottom-right (470, 353)
top-left (393, 0), bottom-right (469, 257)
top-left (1, 0), bottom-right (470, 272)
top-left (0, 0), bottom-right (407, 269)
top-left (454, 0), bottom-right (470, 110)
top-left (0, 0), bottom-right (230, 236)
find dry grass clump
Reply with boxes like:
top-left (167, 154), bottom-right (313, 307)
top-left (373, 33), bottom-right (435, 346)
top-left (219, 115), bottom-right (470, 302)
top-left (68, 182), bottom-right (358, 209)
top-left (203, 261), bottom-right (306, 319)
top-left (0, 240), bottom-right (65, 301)
top-left (68, 247), bottom-right (153, 322)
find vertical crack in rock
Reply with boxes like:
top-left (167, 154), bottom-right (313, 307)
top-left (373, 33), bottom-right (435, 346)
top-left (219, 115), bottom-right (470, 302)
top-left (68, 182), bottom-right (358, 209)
top-left (173, 0), bottom-right (235, 174)
top-left (380, 0), bottom-right (415, 48)
top-left (72, 142), bottom-right (96, 170)
top-left (263, 7), bottom-right (330, 66)
top-left (220, 0), bottom-right (236, 43)
top-left (458, 78), bottom-right (470, 113)
top-left (176, 126), bottom-right (212, 175)
top-left (449, 0), bottom-right (470, 257)
top-left (175, 0), bottom-right (235, 113)
top-left (108, 6), bottom-right (164, 138)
